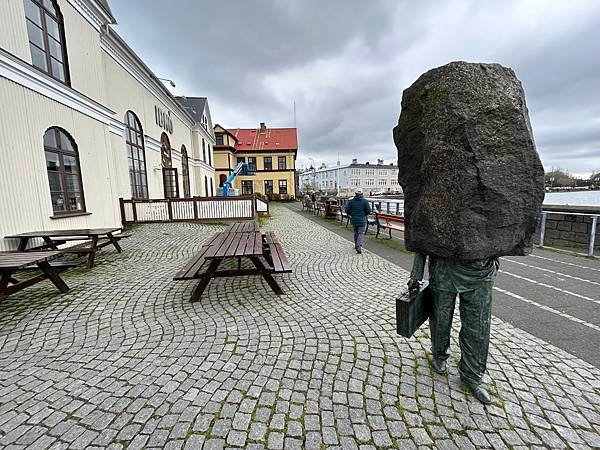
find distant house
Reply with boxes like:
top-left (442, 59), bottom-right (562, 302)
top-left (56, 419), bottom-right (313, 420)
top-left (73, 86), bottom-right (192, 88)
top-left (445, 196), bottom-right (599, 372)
top-left (213, 123), bottom-right (298, 199)
top-left (299, 159), bottom-right (400, 196)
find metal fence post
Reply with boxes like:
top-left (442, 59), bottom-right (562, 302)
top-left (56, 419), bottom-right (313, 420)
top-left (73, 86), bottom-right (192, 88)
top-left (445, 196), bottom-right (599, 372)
top-left (589, 215), bottom-right (598, 257)
top-left (539, 212), bottom-right (547, 247)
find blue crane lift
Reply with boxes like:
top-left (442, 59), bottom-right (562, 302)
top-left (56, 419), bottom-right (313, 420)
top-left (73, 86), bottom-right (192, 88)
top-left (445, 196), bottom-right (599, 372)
top-left (221, 161), bottom-right (255, 197)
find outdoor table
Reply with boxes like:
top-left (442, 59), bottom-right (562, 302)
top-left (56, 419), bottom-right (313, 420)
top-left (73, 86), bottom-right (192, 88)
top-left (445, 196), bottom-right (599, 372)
top-left (226, 222), bottom-right (258, 233)
top-left (0, 251), bottom-right (70, 299)
top-left (6, 227), bottom-right (123, 269)
top-left (174, 223), bottom-right (291, 302)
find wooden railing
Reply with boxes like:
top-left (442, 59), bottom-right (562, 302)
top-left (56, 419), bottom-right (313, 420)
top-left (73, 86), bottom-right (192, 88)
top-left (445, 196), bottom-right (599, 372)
top-left (119, 195), bottom-right (268, 225)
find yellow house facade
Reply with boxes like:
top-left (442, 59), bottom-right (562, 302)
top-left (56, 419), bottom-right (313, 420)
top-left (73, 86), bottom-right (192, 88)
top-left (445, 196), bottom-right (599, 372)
top-left (214, 123), bottom-right (298, 199)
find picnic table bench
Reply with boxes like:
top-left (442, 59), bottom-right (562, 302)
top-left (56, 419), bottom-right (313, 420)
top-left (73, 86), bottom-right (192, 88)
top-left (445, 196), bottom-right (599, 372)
top-left (314, 202), bottom-right (326, 216)
top-left (174, 222), bottom-right (291, 302)
top-left (0, 251), bottom-right (76, 299)
top-left (374, 212), bottom-right (405, 238)
top-left (302, 198), bottom-right (314, 212)
top-left (6, 228), bottom-right (125, 269)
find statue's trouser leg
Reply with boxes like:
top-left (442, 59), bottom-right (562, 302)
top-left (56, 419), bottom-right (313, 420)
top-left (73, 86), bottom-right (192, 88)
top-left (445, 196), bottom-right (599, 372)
top-left (457, 285), bottom-right (493, 385)
top-left (430, 290), bottom-right (457, 362)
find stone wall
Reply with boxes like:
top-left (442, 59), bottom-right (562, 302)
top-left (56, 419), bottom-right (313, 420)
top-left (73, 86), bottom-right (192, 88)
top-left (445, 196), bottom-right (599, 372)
top-left (533, 205), bottom-right (600, 252)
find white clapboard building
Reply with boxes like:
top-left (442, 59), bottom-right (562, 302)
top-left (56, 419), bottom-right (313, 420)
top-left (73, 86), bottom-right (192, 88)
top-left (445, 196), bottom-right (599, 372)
top-left (299, 159), bottom-right (401, 196)
top-left (0, 0), bottom-right (216, 250)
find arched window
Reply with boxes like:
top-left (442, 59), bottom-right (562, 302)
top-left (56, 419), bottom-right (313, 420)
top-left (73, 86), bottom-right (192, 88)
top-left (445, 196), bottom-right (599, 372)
top-left (24, 0), bottom-right (70, 84)
top-left (219, 174), bottom-right (227, 187)
top-left (210, 179), bottom-right (214, 196)
top-left (204, 176), bottom-right (209, 198)
top-left (125, 111), bottom-right (148, 199)
top-left (208, 144), bottom-right (212, 166)
top-left (181, 145), bottom-right (190, 198)
top-left (160, 132), bottom-right (171, 168)
top-left (161, 133), bottom-right (178, 198)
top-left (44, 127), bottom-right (85, 214)
top-left (202, 139), bottom-right (206, 162)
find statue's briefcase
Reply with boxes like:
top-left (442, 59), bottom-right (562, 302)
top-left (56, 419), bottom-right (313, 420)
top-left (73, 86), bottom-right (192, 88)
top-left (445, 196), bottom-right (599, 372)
top-left (396, 281), bottom-right (432, 338)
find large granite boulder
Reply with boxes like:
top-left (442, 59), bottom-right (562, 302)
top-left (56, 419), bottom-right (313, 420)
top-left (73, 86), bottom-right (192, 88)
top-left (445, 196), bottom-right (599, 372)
top-left (393, 62), bottom-right (545, 260)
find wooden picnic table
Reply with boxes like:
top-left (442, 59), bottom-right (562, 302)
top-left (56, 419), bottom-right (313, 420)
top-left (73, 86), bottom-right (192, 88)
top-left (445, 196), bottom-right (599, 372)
top-left (226, 222), bottom-right (258, 233)
top-left (174, 223), bottom-right (291, 302)
top-left (5, 228), bottom-right (123, 269)
top-left (0, 251), bottom-right (73, 299)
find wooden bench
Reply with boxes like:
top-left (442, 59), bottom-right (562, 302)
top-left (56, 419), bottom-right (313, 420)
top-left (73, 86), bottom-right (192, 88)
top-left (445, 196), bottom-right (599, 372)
top-left (263, 232), bottom-right (292, 274)
top-left (302, 198), bottom-right (314, 212)
top-left (329, 205), bottom-right (342, 220)
top-left (7, 228), bottom-right (126, 269)
top-left (374, 212), bottom-right (405, 239)
top-left (314, 202), bottom-right (326, 216)
top-left (174, 227), bottom-right (292, 302)
top-left (0, 251), bottom-right (77, 299)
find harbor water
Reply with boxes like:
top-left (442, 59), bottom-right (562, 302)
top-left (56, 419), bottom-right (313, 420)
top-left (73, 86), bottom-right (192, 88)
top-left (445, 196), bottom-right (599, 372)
top-left (363, 190), bottom-right (600, 216)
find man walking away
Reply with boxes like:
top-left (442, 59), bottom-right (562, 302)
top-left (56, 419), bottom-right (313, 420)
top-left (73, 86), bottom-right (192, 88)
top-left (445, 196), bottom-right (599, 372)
top-left (345, 188), bottom-right (372, 253)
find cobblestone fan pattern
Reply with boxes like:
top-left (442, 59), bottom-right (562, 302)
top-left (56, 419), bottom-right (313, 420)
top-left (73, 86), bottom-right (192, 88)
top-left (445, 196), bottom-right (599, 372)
top-left (0, 205), bottom-right (599, 449)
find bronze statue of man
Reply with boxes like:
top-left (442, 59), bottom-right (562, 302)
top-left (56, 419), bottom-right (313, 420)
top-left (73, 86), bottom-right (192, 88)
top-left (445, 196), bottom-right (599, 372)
top-left (394, 62), bottom-right (545, 404)
top-left (409, 254), bottom-right (499, 403)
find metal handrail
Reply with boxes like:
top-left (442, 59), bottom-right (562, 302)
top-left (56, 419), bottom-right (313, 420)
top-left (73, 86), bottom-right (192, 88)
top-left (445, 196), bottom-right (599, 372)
top-left (539, 210), bottom-right (598, 257)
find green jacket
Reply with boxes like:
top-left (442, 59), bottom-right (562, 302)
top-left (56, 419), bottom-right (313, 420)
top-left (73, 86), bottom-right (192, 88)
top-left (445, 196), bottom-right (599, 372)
top-left (345, 195), bottom-right (372, 226)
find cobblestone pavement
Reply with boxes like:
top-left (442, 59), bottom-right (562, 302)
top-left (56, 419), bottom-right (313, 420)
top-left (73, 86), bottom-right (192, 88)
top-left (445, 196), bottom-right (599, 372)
top-left (0, 204), bottom-right (599, 449)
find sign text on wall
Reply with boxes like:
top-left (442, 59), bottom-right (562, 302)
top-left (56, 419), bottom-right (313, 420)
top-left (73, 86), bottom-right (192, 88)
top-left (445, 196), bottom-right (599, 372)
top-left (155, 106), bottom-right (173, 134)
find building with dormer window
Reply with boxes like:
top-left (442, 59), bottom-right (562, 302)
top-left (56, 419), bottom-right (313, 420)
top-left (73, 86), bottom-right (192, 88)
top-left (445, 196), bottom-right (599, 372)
top-left (213, 122), bottom-right (298, 199)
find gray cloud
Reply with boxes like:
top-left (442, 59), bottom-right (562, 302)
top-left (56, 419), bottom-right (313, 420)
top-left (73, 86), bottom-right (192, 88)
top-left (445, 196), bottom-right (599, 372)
top-left (110, 0), bottom-right (600, 176)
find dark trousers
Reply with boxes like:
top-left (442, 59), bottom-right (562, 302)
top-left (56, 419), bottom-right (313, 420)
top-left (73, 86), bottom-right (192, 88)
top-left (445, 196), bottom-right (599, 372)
top-left (429, 286), bottom-right (493, 385)
top-left (353, 225), bottom-right (366, 249)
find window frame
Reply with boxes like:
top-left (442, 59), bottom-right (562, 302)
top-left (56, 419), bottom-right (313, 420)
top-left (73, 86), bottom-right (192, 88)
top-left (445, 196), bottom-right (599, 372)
top-left (24, 0), bottom-right (71, 85)
top-left (263, 156), bottom-right (272, 171)
top-left (278, 179), bottom-right (288, 194)
top-left (125, 111), bottom-right (148, 199)
top-left (242, 180), bottom-right (253, 195)
top-left (162, 167), bottom-right (179, 199)
top-left (44, 127), bottom-right (86, 215)
top-left (161, 132), bottom-right (172, 168)
top-left (181, 145), bottom-right (191, 198)
top-left (264, 179), bottom-right (274, 195)
top-left (278, 156), bottom-right (287, 170)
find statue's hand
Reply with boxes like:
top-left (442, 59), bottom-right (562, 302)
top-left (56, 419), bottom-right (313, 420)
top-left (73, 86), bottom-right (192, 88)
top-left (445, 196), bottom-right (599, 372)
top-left (407, 278), bottom-right (421, 296)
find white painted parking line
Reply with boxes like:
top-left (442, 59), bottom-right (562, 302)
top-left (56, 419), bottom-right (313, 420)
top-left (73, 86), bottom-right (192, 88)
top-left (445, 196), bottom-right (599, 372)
top-left (527, 254), bottom-right (600, 273)
top-left (499, 271), bottom-right (600, 305)
top-left (500, 259), bottom-right (600, 286)
top-left (493, 287), bottom-right (600, 332)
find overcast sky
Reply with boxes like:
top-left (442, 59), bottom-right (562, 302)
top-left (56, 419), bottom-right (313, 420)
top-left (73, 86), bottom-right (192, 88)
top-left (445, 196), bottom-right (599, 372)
top-left (110, 0), bottom-right (600, 177)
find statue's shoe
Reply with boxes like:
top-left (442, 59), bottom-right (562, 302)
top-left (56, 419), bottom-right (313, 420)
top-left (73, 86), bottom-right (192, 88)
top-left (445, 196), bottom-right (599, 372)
top-left (465, 382), bottom-right (492, 405)
top-left (431, 358), bottom-right (447, 375)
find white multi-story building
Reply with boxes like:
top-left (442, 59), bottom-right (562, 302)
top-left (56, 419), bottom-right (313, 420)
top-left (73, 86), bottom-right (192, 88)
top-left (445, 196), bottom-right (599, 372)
top-left (299, 159), bottom-right (401, 196)
top-left (0, 0), bottom-right (216, 250)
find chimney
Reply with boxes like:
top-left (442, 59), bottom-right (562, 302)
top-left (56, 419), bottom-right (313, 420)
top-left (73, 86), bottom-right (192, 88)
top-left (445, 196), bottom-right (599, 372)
top-left (260, 122), bottom-right (267, 133)
top-left (351, 158), bottom-right (358, 164)
top-left (377, 159), bottom-right (384, 165)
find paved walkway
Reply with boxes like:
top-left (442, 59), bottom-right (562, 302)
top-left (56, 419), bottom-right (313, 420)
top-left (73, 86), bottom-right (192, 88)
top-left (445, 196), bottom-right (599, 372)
top-left (292, 202), bottom-right (600, 368)
top-left (0, 205), bottom-right (599, 449)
